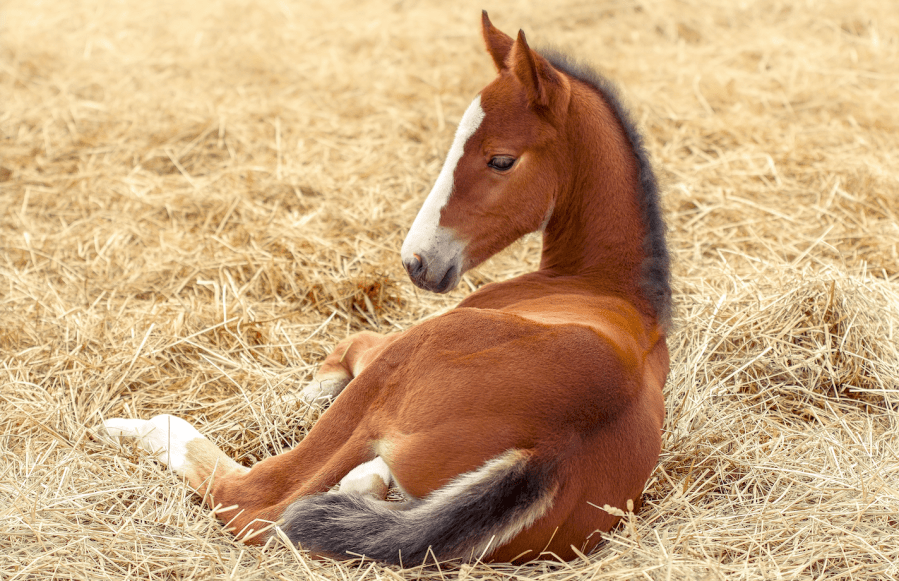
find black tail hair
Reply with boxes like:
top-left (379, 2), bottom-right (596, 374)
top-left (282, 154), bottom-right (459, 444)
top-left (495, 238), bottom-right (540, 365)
top-left (280, 449), bottom-right (557, 564)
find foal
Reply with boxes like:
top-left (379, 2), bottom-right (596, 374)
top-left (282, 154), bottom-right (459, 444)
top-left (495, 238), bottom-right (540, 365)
top-left (103, 12), bottom-right (671, 564)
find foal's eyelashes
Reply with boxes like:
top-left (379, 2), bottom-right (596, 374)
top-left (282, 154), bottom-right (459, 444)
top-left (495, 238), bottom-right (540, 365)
top-left (488, 155), bottom-right (516, 171)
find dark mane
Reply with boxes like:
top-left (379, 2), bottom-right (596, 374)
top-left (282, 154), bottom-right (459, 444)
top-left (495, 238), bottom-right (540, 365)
top-left (539, 47), bottom-right (672, 327)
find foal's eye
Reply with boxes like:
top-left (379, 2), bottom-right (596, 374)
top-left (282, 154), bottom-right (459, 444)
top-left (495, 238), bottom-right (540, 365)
top-left (488, 156), bottom-right (516, 171)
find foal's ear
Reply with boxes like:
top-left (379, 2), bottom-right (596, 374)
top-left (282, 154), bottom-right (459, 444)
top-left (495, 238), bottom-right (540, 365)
top-left (510, 30), bottom-right (570, 112)
top-left (482, 11), bottom-right (514, 71)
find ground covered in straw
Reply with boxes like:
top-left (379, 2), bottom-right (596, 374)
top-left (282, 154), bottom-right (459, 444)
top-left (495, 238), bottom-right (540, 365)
top-left (2, 0), bottom-right (898, 579)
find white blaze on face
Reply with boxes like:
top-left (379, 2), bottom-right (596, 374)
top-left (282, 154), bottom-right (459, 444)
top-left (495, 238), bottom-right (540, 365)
top-left (401, 96), bottom-right (486, 270)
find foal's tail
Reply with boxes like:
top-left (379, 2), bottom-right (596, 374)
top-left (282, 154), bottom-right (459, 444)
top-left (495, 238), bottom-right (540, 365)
top-left (280, 449), bottom-right (558, 564)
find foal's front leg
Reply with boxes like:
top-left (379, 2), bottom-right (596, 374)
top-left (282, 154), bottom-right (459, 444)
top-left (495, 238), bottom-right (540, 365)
top-left (298, 330), bottom-right (395, 403)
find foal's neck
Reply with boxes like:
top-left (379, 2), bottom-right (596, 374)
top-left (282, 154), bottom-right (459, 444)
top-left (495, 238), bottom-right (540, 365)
top-left (539, 85), bottom-right (654, 320)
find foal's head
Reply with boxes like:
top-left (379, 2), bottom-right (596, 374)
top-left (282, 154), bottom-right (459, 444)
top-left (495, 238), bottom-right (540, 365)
top-left (401, 13), bottom-right (574, 293)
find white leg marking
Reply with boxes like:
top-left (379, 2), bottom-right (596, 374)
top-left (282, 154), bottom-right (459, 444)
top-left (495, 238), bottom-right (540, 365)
top-left (401, 96), bottom-right (485, 264)
top-left (337, 456), bottom-right (393, 497)
top-left (102, 414), bottom-right (204, 477)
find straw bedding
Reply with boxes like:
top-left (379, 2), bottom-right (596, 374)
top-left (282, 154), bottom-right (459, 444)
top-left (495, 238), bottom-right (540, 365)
top-left (1, 0), bottom-right (897, 578)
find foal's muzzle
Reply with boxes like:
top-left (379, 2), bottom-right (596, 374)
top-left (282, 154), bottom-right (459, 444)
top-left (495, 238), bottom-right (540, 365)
top-left (404, 254), bottom-right (426, 280)
top-left (403, 252), bottom-right (460, 294)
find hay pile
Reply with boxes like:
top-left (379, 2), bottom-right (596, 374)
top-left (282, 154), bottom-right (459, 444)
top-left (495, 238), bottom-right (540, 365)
top-left (2, 0), bottom-right (898, 578)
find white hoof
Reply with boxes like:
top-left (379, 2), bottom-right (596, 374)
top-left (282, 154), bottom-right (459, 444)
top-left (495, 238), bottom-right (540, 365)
top-left (297, 376), bottom-right (351, 404)
top-left (102, 414), bottom-right (205, 476)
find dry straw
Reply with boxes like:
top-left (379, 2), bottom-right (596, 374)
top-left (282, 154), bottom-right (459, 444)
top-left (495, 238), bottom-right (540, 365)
top-left (2, 0), bottom-right (898, 578)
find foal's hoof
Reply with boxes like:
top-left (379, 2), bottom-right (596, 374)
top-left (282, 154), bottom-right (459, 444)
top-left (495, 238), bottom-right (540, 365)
top-left (101, 414), bottom-right (204, 476)
top-left (294, 376), bottom-right (351, 405)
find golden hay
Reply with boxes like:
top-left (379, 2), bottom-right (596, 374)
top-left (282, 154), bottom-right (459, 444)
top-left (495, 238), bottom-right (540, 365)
top-left (1, 0), bottom-right (898, 578)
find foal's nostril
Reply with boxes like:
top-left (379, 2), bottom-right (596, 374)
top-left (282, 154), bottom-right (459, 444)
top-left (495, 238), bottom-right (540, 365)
top-left (404, 253), bottom-right (426, 279)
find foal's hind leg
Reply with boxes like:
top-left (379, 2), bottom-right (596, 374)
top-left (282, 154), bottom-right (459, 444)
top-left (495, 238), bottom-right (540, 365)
top-left (102, 414), bottom-right (248, 495)
top-left (335, 457), bottom-right (393, 498)
top-left (298, 331), bottom-right (397, 403)
top-left (101, 414), bottom-right (377, 542)
top-left (101, 377), bottom-right (389, 544)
